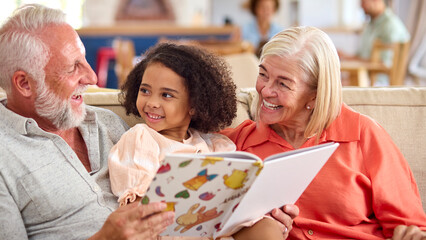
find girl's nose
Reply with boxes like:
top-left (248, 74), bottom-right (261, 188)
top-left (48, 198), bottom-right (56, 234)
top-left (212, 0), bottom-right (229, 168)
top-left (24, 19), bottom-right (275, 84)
top-left (146, 97), bottom-right (160, 109)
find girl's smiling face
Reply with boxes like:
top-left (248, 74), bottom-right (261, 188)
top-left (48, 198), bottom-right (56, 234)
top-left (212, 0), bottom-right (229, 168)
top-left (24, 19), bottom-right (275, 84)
top-left (136, 62), bottom-right (192, 142)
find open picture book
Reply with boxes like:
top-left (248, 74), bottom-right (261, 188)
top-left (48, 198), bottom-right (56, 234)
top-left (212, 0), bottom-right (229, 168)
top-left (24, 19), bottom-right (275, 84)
top-left (141, 142), bottom-right (339, 238)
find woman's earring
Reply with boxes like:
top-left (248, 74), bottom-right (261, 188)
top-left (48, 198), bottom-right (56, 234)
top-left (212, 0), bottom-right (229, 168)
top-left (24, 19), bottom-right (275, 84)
top-left (306, 105), bottom-right (311, 110)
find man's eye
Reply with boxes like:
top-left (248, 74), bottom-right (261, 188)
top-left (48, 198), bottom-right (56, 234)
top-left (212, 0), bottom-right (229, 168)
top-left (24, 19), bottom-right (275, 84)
top-left (258, 73), bottom-right (269, 82)
top-left (68, 62), bottom-right (79, 73)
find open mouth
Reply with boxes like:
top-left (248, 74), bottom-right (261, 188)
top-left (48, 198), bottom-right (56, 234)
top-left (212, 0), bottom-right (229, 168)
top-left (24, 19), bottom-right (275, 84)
top-left (146, 112), bottom-right (164, 120)
top-left (71, 94), bottom-right (82, 100)
top-left (262, 99), bottom-right (282, 110)
top-left (70, 86), bottom-right (87, 101)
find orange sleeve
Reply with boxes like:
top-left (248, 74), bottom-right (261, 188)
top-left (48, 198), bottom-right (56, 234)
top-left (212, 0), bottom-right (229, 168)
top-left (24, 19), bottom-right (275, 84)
top-left (358, 116), bottom-right (426, 236)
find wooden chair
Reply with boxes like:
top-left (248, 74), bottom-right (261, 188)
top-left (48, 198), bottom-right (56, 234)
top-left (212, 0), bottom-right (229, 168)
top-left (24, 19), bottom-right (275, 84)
top-left (113, 38), bottom-right (135, 88)
top-left (340, 39), bottom-right (411, 86)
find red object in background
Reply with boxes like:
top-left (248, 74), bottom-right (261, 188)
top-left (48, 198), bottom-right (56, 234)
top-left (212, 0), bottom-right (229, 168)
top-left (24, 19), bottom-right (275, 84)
top-left (95, 47), bottom-right (116, 88)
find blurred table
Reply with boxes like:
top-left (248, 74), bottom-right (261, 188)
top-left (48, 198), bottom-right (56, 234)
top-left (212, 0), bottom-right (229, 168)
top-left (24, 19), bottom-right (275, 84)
top-left (340, 60), bottom-right (388, 87)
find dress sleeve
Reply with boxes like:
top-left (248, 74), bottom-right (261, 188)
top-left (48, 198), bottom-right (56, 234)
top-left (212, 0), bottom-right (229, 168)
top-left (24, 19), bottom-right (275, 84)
top-left (208, 133), bottom-right (237, 152)
top-left (359, 116), bottom-right (426, 236)
top-left (108, 124), bottom-right (162, 206)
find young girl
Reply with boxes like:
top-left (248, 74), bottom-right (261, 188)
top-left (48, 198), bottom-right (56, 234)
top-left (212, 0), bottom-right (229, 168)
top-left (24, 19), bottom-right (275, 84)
top-left (108, 42), bottom-right (237, 205)
top-left (108, 43), bottom-right (286, 240)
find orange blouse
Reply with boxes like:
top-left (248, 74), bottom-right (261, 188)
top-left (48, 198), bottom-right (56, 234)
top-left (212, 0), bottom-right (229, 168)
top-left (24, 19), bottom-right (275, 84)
top-left (221, 104), bottom-right (426, 239)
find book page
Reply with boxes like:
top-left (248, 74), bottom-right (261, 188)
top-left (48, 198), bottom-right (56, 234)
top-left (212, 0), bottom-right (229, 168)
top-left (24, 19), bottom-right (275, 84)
top-left (264, 142), bottom-right (336, 162)
top-left (143, 153), bottom-right (262, 237)
top-left (217, 143), bottom-right (339, 237)
top-left (200, 151), bottom-right (261, 161)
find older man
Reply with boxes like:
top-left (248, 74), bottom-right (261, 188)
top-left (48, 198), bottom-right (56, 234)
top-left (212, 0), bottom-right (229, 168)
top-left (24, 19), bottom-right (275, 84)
top-left (0, 4), bottom-right (173, 239)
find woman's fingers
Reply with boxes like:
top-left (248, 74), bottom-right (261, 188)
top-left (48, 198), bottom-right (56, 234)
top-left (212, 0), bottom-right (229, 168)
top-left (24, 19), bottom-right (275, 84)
top-left (391, 225), bottom-right (426, 240)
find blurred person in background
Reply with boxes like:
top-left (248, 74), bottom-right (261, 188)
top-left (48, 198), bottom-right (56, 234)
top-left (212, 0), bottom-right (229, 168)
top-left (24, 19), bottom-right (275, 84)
top-left (339, 0), bottom-right (410, 85)
top-left (241, 0), bottom-right (283, 57)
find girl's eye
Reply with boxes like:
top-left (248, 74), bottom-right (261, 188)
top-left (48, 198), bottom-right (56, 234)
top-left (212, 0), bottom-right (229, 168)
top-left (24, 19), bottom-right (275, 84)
top-left (140, 88), bottom-right (149, 94)
top-left (162, 93), bottom-right (173, 98)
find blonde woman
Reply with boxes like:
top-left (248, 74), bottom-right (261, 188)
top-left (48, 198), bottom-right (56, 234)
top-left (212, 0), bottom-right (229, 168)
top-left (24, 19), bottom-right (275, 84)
top-left (222, 26), bottom-right (426, 239)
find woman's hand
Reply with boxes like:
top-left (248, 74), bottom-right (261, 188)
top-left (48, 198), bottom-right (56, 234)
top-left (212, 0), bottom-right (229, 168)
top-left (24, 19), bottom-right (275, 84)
top-left (387, 225), bottom-right (426, 240)
top-left (270, 204), bottom-right (300, 239)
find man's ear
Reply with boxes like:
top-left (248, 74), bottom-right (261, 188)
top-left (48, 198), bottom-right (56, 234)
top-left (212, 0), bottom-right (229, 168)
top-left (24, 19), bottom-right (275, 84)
top-left (12, 71), bottom-right (33, 97)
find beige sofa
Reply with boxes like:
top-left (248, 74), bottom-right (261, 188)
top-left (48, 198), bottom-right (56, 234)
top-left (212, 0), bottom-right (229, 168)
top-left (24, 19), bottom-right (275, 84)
top-left (1, 87), bottom-right (425, 211)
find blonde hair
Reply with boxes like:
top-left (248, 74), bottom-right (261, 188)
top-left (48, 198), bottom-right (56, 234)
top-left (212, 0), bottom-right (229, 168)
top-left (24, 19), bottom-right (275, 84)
top-left (260, 26), bottom-right (342, 140)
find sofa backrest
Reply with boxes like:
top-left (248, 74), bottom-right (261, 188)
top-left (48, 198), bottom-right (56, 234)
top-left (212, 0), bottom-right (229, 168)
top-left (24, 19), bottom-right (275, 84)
top-left (223, 52), bottom-right (259, 89)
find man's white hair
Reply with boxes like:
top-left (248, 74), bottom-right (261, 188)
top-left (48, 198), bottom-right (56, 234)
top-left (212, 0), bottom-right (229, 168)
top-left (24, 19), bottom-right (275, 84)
top-left (0, 4), bottom-right (66, 93)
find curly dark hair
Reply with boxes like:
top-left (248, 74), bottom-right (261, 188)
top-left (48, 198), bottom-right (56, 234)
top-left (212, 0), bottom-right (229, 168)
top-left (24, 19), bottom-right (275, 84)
top-left (249, 0), bottom-right (280, 16)
top-left (119, 42), bottom-right (237, 133)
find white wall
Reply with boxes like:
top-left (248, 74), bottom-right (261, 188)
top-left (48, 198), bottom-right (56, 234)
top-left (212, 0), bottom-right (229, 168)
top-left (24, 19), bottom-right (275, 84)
top-left (169, 0), bottom-right (211, 26)
top-left (82, 0), bottom-right (211, 27)
top-left (81, 0), bottom-right (363, 54)
top-left (210, 0), bottom-right (364, 28)
top-left (210, 0), bottom-right (363, 55)
top-left (82, 0), bottom-right (119, 26)
top-left (82, 0), bottom-right (364, 29)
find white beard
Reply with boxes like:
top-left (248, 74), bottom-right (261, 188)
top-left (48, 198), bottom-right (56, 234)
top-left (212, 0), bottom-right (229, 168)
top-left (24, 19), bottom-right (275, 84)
top-left (34, 81), bottom-right (87, 130)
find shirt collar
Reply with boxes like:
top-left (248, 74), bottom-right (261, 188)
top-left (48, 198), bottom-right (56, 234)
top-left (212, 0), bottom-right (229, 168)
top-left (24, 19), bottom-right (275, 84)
top-left (372, 8), bottom-right (392, 26)
top-left (320, 104), bottom-right (360, 143)
top-left (0, 99), bottom-right (32, 135)
top-left (241, 121), bottom-right (295, 150)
